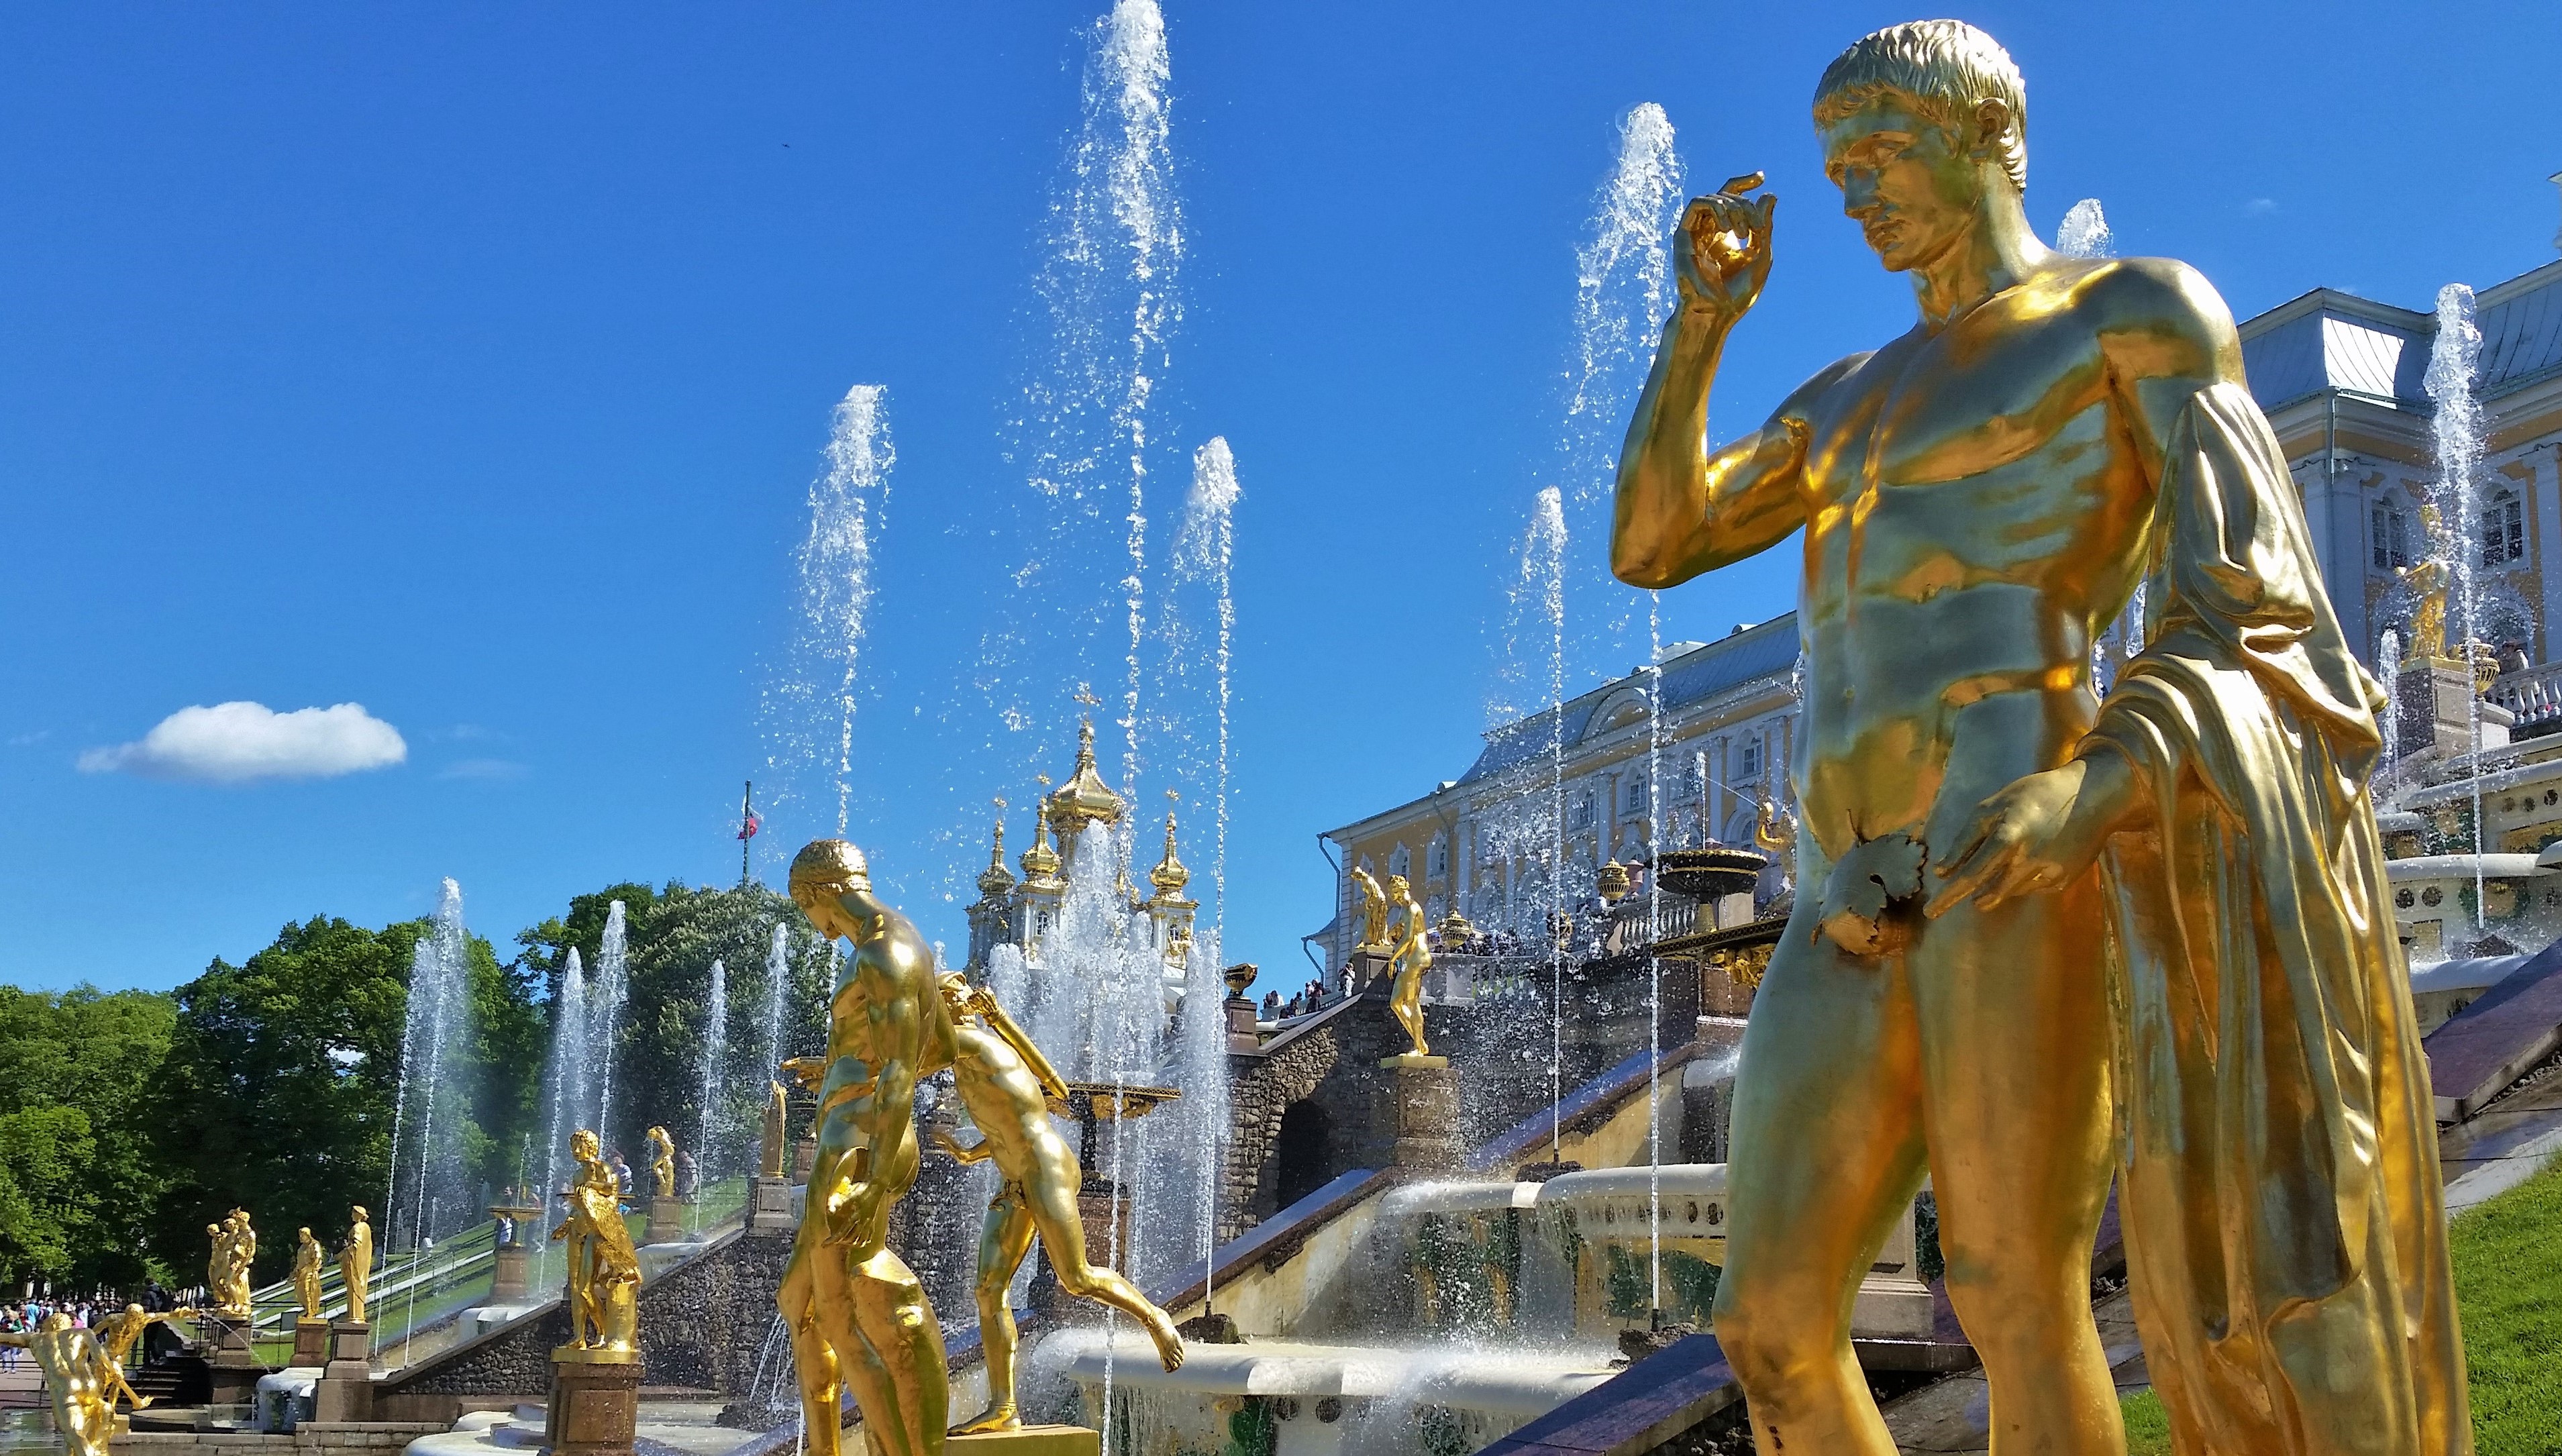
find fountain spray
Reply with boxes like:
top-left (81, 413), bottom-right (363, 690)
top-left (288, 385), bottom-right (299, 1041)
top-left (2425, 284), bottom-right (2488, 933)
top-left (700, 957), bottom-right (729, 1192)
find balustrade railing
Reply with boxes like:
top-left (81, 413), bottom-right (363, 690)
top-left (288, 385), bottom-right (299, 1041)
top-left (2490, 661), bottom-right (2562, 736)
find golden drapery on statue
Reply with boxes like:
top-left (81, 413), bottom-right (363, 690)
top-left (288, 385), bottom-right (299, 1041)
top-left (340, 1206), bottom-right (372, 1325)
top-left (551, 1129), bottom-right (642, 1356)
top-left (2089, 382), bottom-right (2467, 1455)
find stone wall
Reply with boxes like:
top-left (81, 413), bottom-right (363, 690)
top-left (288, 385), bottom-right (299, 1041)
top-left (113, 1422), bottom-right (448, 1456)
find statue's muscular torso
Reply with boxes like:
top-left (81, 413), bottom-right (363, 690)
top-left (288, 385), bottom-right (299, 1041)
top-left (1770, 256), bottom-right (2226, 864)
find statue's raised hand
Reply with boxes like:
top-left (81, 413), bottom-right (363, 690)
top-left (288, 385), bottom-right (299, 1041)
top-left (1677, 174), bottom-right (1776, 329)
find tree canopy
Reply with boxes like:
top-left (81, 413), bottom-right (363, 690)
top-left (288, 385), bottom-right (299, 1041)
top-left (0, 986), bottom-right (175, 1287)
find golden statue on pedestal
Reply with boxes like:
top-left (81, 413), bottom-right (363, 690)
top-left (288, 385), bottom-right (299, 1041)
top-left (760, 1079), bottom-right (789, 1180)
top-left (646, 1125), bottom-right (678, 1200)
top-left (932, 974), bottom-right (1184, 1435)
top-left (1382, 874), bottom-right (1433, 1057)
top-left (1350, 866), bottom-right (1391, 951)
top-left (2397, 504), bottom-right (2452, 662)
top-left (204, 1208), bottom-right (256, 1317)
top-left (780, 839), bottom-right (956, 1456)
top-left (1614, 20), bottom-right (2465, 1453)
top-left (339, 1206), bottom-right (372, 1324)
top-left (292, 1227), bottom-right (327, 1322)
top-left (1, 1314), bottom-right (117, 1456)
top-left (550, 1129), bottom-right (642, 1356)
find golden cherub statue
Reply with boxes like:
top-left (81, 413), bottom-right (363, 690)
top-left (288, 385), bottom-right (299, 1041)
top-left (292, 1227), bottom-right (326, 1323)
top-left (1612, 19), bottom-right (2465, 1451)
top-left (646, 1125), bottom-right (677, 1200)
top-left (931, 974), bottom-right (1184, 1435)
top-left (549, 1129), bottom-right (642, 1356)
top-left (1382, 874), bottom-right (1433, 1057)
top-left (779, 839), bottom-right (956, 1456)
top-left (1350, 866), bottom-right (1390, 950)
top-left (205, 1208), bottom-right (256, 1317)
top-left (1, 1314), bottom-right (117, 1456)
top-left (760, 1078), bottom-right (788, 1180)
top-left (339, 1206), bottom-right (372, 1324)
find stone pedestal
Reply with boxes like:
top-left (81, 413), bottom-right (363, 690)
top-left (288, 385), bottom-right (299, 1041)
top-left (493, 1243), bottom-right (532, 1301)
top-left (1349, 948), bottom-right (1394, 993)
top-left (2397, 656), bottom-right (2514, 761)
top-left (1223, 992), bottom-right (1261, 1053)
top-left (547, 1351), bottom-right (644, 1456)
top-left (645, 1194), bottom-right (688, 1245)
top-left (949, 1426), bottom-right (1101, 1456)
top-left (311, 1320), bottom-right (372, 1423)
top-left (1851, 1200), bottom-right (1936, 1339)
top-left (291, 1318), bottom-right (329, 1367)
top-left (205, 1316), bottom-right (266, 1406)
top-left (1374, 1053), bottom-right (1462, 1172)
top-left (794, 1137), bottom-right (818, 1180)
top-left (746, 1176), bottom-right (799, 1234)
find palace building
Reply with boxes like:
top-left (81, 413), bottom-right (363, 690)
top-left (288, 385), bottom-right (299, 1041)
top-left (1319, 240), bottom-right (2562, 980)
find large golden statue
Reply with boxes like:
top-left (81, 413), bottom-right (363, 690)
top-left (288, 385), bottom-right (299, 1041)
top-left (1, 1314), bottom-right (117, 1456)
top-left (93, 1303), bottom-right (188, 1411)
top-left (1381, 874), bottom-right (1433, 1057)
top-left (204, 1208), bottom-right (256, 1317)
top-left (292, 1227), bottom-right (327, 1322)
top-left (931, 974), bottom-right (1184, 1435)
top-left (550, 1129), bottom-right (642, 1355)
top-left (646, 1125), bottom-right (678, 1200)
top-left (340, 1206), bottom-right (373, 1324)
top-left (1613, 21), bottom-right (2465, 1455)
top-left (780, 839), bottom-right (956, 1456)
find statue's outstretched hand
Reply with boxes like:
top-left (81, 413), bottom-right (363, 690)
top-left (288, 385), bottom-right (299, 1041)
top-left (1926, 751), bottom-right (2135, 918)
top-left (1676, 174), bottom-right (1776, 329)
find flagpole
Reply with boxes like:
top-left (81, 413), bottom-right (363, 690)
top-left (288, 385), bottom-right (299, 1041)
top-left (739, 780), bottom-right (756, 887)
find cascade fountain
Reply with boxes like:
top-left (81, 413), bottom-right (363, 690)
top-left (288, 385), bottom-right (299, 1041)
top-left (591, 902), bottom-right (631, 1151)
top-left (2426, 284), bottom-right (2494, 931)
top-left (760, 923), bottom-right (788, 1086)
top-left (387, 878), bottom-right (477, 1253)
top-left (536, 945), bottom-right (589, 1284)
top-left (700, 956), bottom-right (729, 1185)
top-left (2377, 629), bottom-right (2404, 804)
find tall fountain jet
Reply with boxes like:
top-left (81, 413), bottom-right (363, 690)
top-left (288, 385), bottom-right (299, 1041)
top-left (540, 945), bottom-right (591, 1243)
top-left (699, 957), bottom-right (729, 1180)
top-left (591, 901), bottom-right (631, 1150)
top-left (2426, 283), bottom-right (2492, 931)
top-left (387, 879), bottom-right (476, 1251)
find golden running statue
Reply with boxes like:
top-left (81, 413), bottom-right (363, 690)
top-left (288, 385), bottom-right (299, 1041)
top-left (292, 1227), bottom-right (326, 1322)
top-left (1613, 21), bottom-right (2464, 1454)
top-left (780, 839), bottom-right (956, 1456)
top-left (1382, 874), bottom-right (1433, 1057)
top-left (205, 1208), bottom-right (256, 1317)
top-left (1, 1314), bottom-right (117, 1456)
top-left (1350, 866), bottom-right (1390, 950)
top-left (760, 1078), bottom-right (790, 1179)
top-left (339, 1206), bottom-right (372, 1324)
top-left (931, 974), bottom-right (1184, 1435)
top-left (93, 1303), bottom-right (189, 1411)
top-left (550, 1129), bottom-right (642, 1355)
top-left (646, 1125), bottom-right (678, 1200)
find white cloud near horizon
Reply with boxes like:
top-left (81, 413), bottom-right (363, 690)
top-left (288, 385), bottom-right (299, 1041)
top-left (79, 702), bottom-right (407, 783)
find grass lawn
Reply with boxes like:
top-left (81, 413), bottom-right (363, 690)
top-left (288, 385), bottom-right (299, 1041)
top-left (2118, 1159), bottom-right (2562, 1455)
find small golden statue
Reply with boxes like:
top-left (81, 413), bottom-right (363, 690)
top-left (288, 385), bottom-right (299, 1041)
top-left (1350, 866), bottom-right (1390, 950)
top-left (646, 1125), bottom-right (678, 1200)
top-left (292, 1227), bottom-right (326, 1323)
top-left (1382, 874), bottom-right (1433, 1057)
top-left (339, 1206), bottom-right (372, 1324)
top-left (760, 1079), bottom-right (789, 1180)
top-left (92, 1303), bottom-right (189, 1411)
top-left (205, 1208), bottom-right (256, 1318)
top-left (1, 1314), bottom-right (117, 1456)
top-left (932, 974), bottom-right (1184, 1435)
top-left (550, 1129), bottom-right (642, 1356)
top-left (2396, 505), bottom-right (2451, 660)
top-left (780, 839), bottom-right (956, 1456)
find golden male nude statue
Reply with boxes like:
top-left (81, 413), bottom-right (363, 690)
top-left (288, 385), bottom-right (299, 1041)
top-left (1381, 874), bottom-right (1433, 1057)
top-left (932, 974), bottom-right (1185, 1435)
top-left (1615, 21), bottom-right (2465, 1456)
top-left (92, 1302), bottom-right (189, 1410)
top-left (550, 1129), bottom-right (642, 1354)
top-left (2, 1314), bottom-right (117, 1456)
top-left (781, 839), bottom-right (957, 1456)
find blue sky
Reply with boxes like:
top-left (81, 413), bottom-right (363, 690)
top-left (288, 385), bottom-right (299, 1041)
top-left (4, 1), bottom-right (2557, 993)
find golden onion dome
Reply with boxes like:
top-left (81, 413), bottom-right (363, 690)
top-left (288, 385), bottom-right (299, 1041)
top-left (1149, 804), bottom-right (1190, 898)
top-left (1046, 717), bottom-right (1125, 839)
top-left (1019, 799), bottom-right (1063, 884)
top-left (976, 806), bottom-right (1016, 898)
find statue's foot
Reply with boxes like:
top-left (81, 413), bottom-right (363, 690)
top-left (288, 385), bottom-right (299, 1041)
top-left (132, 1397), bottom-right (154, 1411)
top-left (953, 1405), bottom-right (1021, 1436)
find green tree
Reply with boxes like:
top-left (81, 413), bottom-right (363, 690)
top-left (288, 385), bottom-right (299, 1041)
top-left (0, 986), bottom-right (176, 1290)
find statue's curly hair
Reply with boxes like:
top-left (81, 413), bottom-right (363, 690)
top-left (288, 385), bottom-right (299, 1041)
top-left (1814, 20), bottom-right (2027, 195)
top-left (789, 838), bottom-right (873, 895)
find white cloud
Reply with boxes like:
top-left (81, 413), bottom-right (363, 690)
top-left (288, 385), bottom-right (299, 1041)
top-left (2245, 197), bottom-right (2279, 216)
top-left (79, 702), bottom-right (407, 783)
top-left (438, 758), bottom-right (529, 782)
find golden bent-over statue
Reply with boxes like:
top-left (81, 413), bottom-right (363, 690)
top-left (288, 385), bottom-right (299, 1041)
top-left (1382, 874), bottom-right (1433, 1057)
top-left (93, 1303), bottom-right (188, 1411)
top-left (2, 1314), bottom-right (117, 1456)
top-left (204, 1208), bottom-right (256, 1317)
top-left (932, 974), bottom-right (1184, 1435)
top-left (1612, 21), bottom-right (2465, 1455)
top-left (292, 1227), bottom-right (326, 1322)
top-left (1350, 866), bottom-right (1391, 951)
top-left (340, 1206), bottom-right (373, 1325)
top-left (550, 1129), bottom-right (642, 1356)
top-left (646, 1125), bottom-right (678, 1200)
top-left (780, 839), bottom-right (956, 1456)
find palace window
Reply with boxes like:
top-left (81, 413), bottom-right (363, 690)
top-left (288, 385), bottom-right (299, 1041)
top-left (1427, 834), bottom-right (1449, 879)
top-left (1388, 843), bottom-right (1411, 879)
top-left (1624, 774), bottom-right (1647, 813)
top-left (1570, 790), bottom-right (1596, 830)
top-left (2483, 489), bottom-right (2524, 566)
top-left (2373, 500), bottom-right (2413, 570)
top-left (1736, 737), bottom-right (1762, 780)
